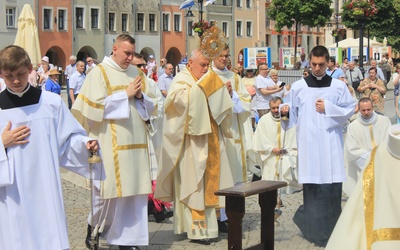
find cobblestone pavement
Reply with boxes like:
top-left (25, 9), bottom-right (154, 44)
top-left (63, 179), bottom-right (329, 250)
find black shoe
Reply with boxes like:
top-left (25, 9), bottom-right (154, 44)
top-left (154, 209), bottom-right (173, 223)
top-left (119, 246), bottom-right (140, 250)
top-left (218, 220), bottom-right (228, 233)
top-left (190, 239), bottom-right (211, 245)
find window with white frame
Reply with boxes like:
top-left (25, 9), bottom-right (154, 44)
top-left (121, 13), bottom-right (128, 32)
top-left (75, 7), bottom-right (84, 29)
top-left (6, 7), bottom-right (16, 28)
top-left (246, 21), bottom-right (252, 37)
top-left (236, 0), bottom-right (242, 8)
top-left (246, 0), bottom-right (251, 8)
top-left (149, 14), bottom-right (156, 31)
top-left (108, 12), bottom-right (115, 31)
top-left (222, 22), bottom-right (228, 37)
top-left (174, 14), bottom-right (181, 32)
top-left (188, 20), bottom-right (193, 36)
top-left (236, 20), bottom-right (242, 36)
top-left (43, 8), bottom-right (53, 30)
top-left (91, 8), bottom-right (99, 29)
top-left (162, 13), bottom-right (170, 31)
top-left (58, 9), bottom-right (67, 31)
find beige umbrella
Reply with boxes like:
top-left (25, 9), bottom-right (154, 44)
top-left (14, 4), bottom-right (41, 67)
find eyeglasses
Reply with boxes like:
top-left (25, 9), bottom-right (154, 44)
top-left (160, 60), bottom-right (165, 63)
top-left (86, 60), bottom-right (92, 63)
top-left (259, 68), bottom-right (269, 71)
top-left (136, 64), bottom-right (146, 68)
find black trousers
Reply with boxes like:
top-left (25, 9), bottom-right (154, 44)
top-left (293, 183), bottom-right (342, 247)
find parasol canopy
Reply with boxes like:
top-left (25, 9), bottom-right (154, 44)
top-left (14, 4), bottom-right (41, 67)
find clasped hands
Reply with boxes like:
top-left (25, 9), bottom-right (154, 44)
top-left (126, 76), bottom-right (143, 99)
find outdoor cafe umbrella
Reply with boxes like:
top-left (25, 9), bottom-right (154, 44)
top-left (14, 4), bottom-right (41, 67)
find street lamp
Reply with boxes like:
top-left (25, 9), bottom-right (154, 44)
top-left (354, 13), bottom-right (367, 75)
top-left (180, 0), bottom-right (206, 36)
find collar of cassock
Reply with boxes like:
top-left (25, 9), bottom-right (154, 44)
top-left (304, 73), bottom-right (332, 88)
top-left (387, 124), bottom-right (400, 159)
top-left (0, 84), bottom-right (41, 109)
top-left (7, 83), bottom-right (30, 97)
top-left (358, 111), bottom-right (378, 125)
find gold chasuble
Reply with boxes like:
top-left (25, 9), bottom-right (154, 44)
top-left (326, 125), bottom-right (400, 250)
top-left (155, 68), bottom-right (235, 238)
top-left (71, 57), bottom-right (158, 199)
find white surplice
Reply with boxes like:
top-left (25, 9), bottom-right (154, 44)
top-left (283, 78), bottom-right (356, 184)
top-left (343, 112), bottom-right (391, 195)
top-left (0, 91), bottom-right (100, 250)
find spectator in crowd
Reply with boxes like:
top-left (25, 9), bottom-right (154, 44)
top-left (255, 64), bottom-right (284, 118)
top-left (64, 55), bottom-right (77, 109)
top-left (242, 69), bottom-right (257, 129)
top-left (28, 65), bottom-right (38, 87)
top-left (71, 34), bottom-right (158, 250)
top-left (281, 45), bottom-right (355, 247)
top-left (364, 59), bottom-right (385, 83)
top-left (0, 44), bottom-right (100, 250)
top-left (326, 56), bottom-right (345, 79)
top-left (341, 57), bottom-right (349, 73)
top-left (37, 61), bottom-right (50, 89)
top-left (343, 98), bottom-right (391, 195)
top-left (69, 60), bottom-right (86, 105)
top-left (37, 56), bottom-right (54, 74)
top-left (345, 61), bottom-right (364, 98)
top-left (45, 68), bottom-right (62, 95)
top-left (85, 57), bottom-right (96, 74)
top-left (391, 63), bottom-right (400, 107)
top-left (146, 55), bottom-right (157, 77)
top-left (268, 69), bottom-right (287, 98)
top-left (298, 53), bottom-right (310, 69)
top-left (155, 48), bottom-right (235, 244)
top-left (358, 67), bottom-right (386, 115)
top-left (158, 63), bottom-right (174, 98)
top-left (158, 58), bottom-right (167, 77)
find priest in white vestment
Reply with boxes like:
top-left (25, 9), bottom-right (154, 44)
top-left (71, 35), bottom-right (158, 249)
top-left (212, 45), bottom-right (251, 184)
top-left (0, 45), bottom-right (101, 250)
top-left (281, 46), bottom-right (356, 247)
top-left (326, 124), bottom-right (400, 250)
top-left (253, 97), bottom-right (299, 194)
top-left (343, 97), bottom-right (391, 195)
top-left (155, 49), bottom-right (235, 243)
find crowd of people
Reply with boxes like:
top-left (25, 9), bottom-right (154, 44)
top-left (1, 36), bottom-right (399, 250)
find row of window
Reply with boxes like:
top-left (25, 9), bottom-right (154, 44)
top-left (5, 6), bottom-right (252, 37)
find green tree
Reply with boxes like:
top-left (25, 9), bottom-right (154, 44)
top-left (268, 0), bottom-right (333, 64)
top-left (342, 0), bottom-right (400, 51)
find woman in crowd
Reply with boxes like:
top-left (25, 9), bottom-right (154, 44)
top-left (45, 68), bottom-right (61, 95)
top-left (38, 62), bottom-right (50, 89)
top-left (357, 67), bottom-right (386, 115)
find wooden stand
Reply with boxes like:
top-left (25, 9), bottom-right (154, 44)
top-left (215, 180), bottom-right (287, 250)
